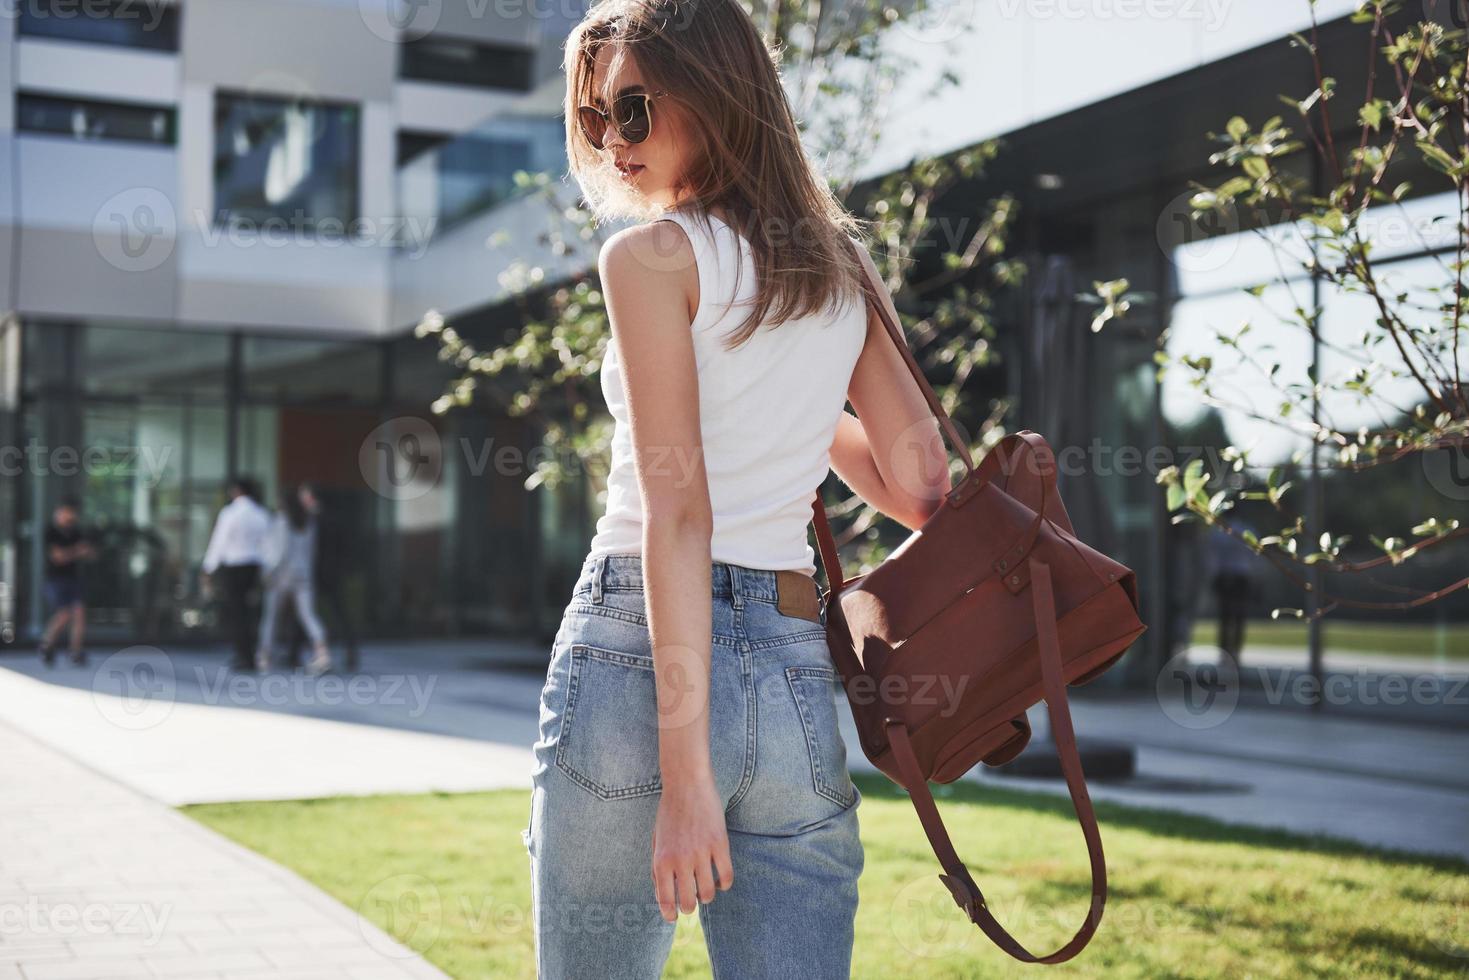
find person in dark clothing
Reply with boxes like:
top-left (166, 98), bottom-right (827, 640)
top-left (283, 483), bottom-right (359, 672)
top-left (201, 476), bottom-right (272, 672)
top-left (39, 498), bottom-right (95, 666)
top-left (1207, 521), bottom-right (1259, 668)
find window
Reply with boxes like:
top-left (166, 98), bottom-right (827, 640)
top-left (242, 336), bottom-right (383, 404)
top-left (17, 92), bottom-right (176, 145)
top-left (398, 130), bottom-right (451, 167)
top-left (399, 36), bottom-right (535, 91)
top-left (396, 115), bottom-right (564, 233)
top-left (433, 133), bottom-right (533, 226)
top-left (18, 0), bottom-right (181, 51)
top-left (213, 92), bottom-right (360, 231)
top-left (80, 324), bottom-right (231, 398)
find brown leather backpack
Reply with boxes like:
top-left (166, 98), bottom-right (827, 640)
top-left (808, 245), bottom-right (1148, 964)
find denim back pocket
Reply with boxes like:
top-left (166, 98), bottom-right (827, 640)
top-left (785, 664), bottom-right (857, 809)
top-left (554, 643), bottom-right (664, 800)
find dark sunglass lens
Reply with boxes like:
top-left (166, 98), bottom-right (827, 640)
top-left (614, 95), bottom-right (651, 143)
top-left (577, 106), bottom-right (606, 149)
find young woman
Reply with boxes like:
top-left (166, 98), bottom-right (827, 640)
top-left (523, 0), bottom-right (951, 975)
top-left (256, 484), bottom-right (331, 675)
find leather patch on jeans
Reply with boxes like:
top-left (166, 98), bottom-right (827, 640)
top-left (775, 569), bottom-right (822, 623)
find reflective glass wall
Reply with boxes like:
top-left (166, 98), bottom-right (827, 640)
top-left (9, 320), bottom-right (573, 647)
top-left (1162, 191), bottom-right (1469, 684)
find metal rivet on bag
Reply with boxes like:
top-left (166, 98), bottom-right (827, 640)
top-left (1009, 575), bottom-right (1019, 586)
top-left (997, 559), bottom-right (1007, 571)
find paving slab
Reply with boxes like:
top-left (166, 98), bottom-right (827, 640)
top-left (0, 720), bottom-right (451, 980)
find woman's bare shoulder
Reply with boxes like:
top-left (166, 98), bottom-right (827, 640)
top-left (599, 219), bottom-right (699, 322)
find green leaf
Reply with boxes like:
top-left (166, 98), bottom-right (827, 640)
top-left (1418, 141), bottom-right (1460, 176)
top-left (1358, 98), bottom-right (1389, 131)
top-left (1166, 482), bottom-right (1186, 511)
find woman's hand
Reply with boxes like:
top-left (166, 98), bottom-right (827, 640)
top-left (651, 770), bottom-right (734, 922)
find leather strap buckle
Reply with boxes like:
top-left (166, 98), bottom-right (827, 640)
top-left (938, 869), bottom-right (985, 921)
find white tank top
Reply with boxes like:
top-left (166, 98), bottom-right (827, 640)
top-left (586, 206), bottom-right (868, 575)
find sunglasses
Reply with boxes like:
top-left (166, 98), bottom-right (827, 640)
top-left (577, 90), bottom-right (667, 151)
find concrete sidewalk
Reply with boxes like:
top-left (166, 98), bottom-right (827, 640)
top-left (1243, 644), bottom-right (1469, 679)
top-left (980, 693), bottom-right (1469, 860)
top-left (0, 719), bottom-right (451, 980)
top-left (2, 636), bottom-right (1465, 864)
top-left (0, 650), bottom-right (533, 805)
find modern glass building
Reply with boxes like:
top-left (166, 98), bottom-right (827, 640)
top-left (890, 2), bottom-right (1469, 690)
top-left (3, 0), bottom-right (1464, 695)
top-left (0, 0), bottom-right (583, 647)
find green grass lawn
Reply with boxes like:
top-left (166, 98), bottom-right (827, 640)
top-left (1190, 619), bottom-right (1469, 659)
top-left (183, 774), bottom-right (1468, 979)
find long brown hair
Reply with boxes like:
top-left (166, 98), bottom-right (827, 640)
top-left (564, 0), bottom-right (872, 350)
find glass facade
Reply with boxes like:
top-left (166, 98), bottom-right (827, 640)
top-left (398, 36), bottom-right (536, 91)
top-left (397, 114), bottom-right (566, 237)
top-left (17, 92), bottom-right (177, 145)
top-left (1160, 192), bottom-right (1469, 680)
top-left (7, 320), bottom-right (571, 649)
top-left (213, 93), bottom-right (361, 232)
top-left (17, 0), bottom-right (182, 51)
top-left (1011, 187), bottom-right (1177, 687)
top-left (0, 319), bottom-right (19, 644)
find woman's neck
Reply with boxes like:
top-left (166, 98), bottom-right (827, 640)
top-left (669, 199), bottom-right (733, 227)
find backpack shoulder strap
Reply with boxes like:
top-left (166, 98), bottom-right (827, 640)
top-left (883, 558), bottom-right (1108, 964)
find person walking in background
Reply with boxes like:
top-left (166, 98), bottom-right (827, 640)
top-left (283, 482), bottom-right (358, 672)
top-left (1207, 520), bottom-right (1259, 668)
top-left (39, 497), bottom-right (96, 667)
top-left (256, 483), bottom-right (331, 676)
top-left (201, 476), bottom-right (272, 672)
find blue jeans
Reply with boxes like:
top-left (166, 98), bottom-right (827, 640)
top-left (523, 553), bottom-right (864, 978)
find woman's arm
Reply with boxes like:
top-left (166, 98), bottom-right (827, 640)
top-left (830, 249), bottom-right (953, 531)
top-left (600, 220), bottom-right (713, 786)
top-left (828, 410), bottom-right (927, 527)
top-left (598, 220), bottom-right (734, 921)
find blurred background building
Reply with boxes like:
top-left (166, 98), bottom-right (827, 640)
top-left (0, 0), bottom-right (580, 646)
top-left (0, 0), bottom-right (1463, 694)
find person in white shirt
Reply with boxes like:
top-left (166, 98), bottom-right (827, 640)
top-left (201, 476), bottom-right (272, 671)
